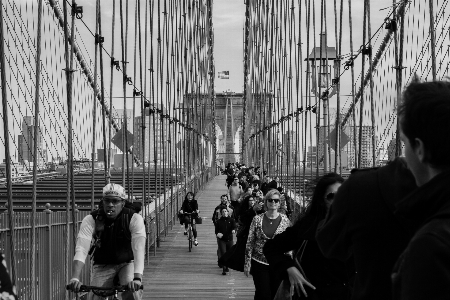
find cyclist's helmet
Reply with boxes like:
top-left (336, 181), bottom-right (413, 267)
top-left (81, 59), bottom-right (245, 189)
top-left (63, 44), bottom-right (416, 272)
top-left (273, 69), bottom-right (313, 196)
top-left (102, 183), bottom-right (126, 199)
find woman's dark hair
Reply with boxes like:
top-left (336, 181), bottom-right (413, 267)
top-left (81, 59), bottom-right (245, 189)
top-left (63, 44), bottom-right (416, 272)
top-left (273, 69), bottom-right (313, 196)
top-left (185, 192), bottom-right (195, 201)
top-left (241, 195), bottom-right (255, 211)
top-left (295, 173), bottom-right (344, 238)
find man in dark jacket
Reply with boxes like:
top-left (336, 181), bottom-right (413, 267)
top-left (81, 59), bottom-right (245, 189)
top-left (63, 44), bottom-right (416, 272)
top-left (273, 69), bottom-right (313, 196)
top-left (212, 195), bottom-right (233, 225)
top-left (215, 208), bottom-right (237, 275)
top-left (390, 80), bottom-right (450, 299)
top-left (315, 158), bottom-right (417, 300)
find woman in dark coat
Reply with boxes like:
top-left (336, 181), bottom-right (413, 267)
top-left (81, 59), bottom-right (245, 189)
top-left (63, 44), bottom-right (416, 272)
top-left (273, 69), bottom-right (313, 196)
top-left (180, 192), bottom-right (200, 246)
top-left (264, 173), bottom-right (353, 300)
top-left (218, 195), bottom-right (258, 271)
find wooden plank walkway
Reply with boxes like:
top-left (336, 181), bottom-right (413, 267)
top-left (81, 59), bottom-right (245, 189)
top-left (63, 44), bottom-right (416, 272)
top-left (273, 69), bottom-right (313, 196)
top-left (142, 175), bottom-right (255, 299)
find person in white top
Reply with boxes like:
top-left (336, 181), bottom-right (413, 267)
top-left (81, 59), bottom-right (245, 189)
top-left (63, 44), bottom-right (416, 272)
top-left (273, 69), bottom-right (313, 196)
top-left (67, 183), bottom-right (146, 300)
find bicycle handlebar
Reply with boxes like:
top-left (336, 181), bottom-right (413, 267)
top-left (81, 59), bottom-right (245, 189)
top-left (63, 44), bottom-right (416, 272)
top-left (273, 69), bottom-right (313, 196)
top-left (66, 284), bottom-right (144, 292)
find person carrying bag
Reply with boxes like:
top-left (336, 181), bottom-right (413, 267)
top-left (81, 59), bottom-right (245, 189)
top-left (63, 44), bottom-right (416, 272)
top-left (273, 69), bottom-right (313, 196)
top-left (264, 174), bottom-right (354, 300)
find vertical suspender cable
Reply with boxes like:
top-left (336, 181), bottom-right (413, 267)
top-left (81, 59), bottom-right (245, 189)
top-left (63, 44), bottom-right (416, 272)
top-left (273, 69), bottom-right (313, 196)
top-left (348, 0), bottom-right (357, 168)
top-left (137, 0), bottom-right (146, 222)
top-left (395, 2), bottom-right (406, 157)
top-left (119, 0), bottom-right (127, 188)
top-left (143, 0), bottom-right (149, 229)
top-left (295, 0), bottom-right (302, 214)
top-left (131, 2), bottom-right (138, 202)
top-left (243, 0), bottom-right (250, 166)
top-left (92, 0), bottom-right (100, 209)
top-left (150, 0), bottom-right (158, 252)
top-left (429, 0), bottom-right (437, 80)
top-left (335, 0), bottom-right (344, 174)
top-left (30, 0), bottom-right (44, 298)
top-left (69, 0), bottom-right (78, 265)
top-left (97, 1), bottom-right (108, 184)
top-left (108, 0), bottom-right (116, 181)
top-left (161, 0), bottom-right (168, 235)
top-left (155, 0), bottom-right (162, 247)
top-left (358, 0), bottom-right (368, 168)
top-left (0, 0), bottom-right (17, 288)
top-left (311, 0), bottom-right (319, 177)
top-left (207, 0), bottom-right (216, 175)
top-left (124, 0), bottom-right (131, 195)
top-left (62, 0), bottom-right (71, 291)
top-left (302, 0), bottom-right (311, 197)
top-left (367, 0), bottom-right (376, 167)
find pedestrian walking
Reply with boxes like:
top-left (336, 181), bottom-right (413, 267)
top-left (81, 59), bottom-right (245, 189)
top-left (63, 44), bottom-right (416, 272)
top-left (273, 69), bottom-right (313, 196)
top-left (244, 189), bottom-right (291, 300)
top-left (216, 207), bottom-right (237, 275)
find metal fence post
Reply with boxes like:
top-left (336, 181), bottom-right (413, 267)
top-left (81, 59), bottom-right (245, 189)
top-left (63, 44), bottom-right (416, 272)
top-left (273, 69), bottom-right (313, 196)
top-left (45, 205), bottom-right (52, 299)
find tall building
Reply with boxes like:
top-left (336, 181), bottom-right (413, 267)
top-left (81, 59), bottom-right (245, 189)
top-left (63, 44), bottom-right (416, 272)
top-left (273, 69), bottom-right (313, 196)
top-left (316, 109), bottom-right (378, 169)
top-left (306, 146), bottom-right (317, 167)
top-left (281, 130), bottom-right (301, 168)
top-left (18, 116), bottom-right (46, 166)
top-left (113, 109), bottom-right (134, 132)
top-left (133, 104), bottom-right (176, 166)
top-left (343, 125), bottom-right (378, 168)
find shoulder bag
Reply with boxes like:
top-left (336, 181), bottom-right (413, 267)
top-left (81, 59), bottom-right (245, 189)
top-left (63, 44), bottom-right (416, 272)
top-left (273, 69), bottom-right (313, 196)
top-left (273, 240), bottom-right (309, 300)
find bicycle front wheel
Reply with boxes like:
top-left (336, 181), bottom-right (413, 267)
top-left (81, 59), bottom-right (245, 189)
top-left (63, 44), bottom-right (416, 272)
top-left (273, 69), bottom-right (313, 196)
top-left (188, 226), bottom-right (193, 252)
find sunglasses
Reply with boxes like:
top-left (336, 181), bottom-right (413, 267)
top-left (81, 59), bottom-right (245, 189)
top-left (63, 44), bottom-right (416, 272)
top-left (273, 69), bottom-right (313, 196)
top-left (103, 198), bottom-right (123, 205)
top-left (325, 193), bottom-right (335, 201)
top-left (267, 198), bottom-right (280, 203)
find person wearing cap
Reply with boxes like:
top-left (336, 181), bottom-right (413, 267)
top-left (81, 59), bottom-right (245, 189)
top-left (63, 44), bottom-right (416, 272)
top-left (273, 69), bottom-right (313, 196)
top-left (67, 183), bottom-right (146, 300)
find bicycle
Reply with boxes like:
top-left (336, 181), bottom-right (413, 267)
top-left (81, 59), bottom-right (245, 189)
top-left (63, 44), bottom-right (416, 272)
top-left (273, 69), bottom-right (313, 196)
top-left (183, 212), bottom-right (197, 252)
top-left (66, 284), bottom-right (143, 300)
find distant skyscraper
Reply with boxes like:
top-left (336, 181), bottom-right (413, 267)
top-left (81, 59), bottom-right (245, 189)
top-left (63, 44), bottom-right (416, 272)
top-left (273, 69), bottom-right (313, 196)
top-left (133, 104), bottom-right (176, 166)
top-left (281, 130), bottom-right (301, 170)
top-left (318, 109), bottom-right (378, 169)
top-left (113, 109), bottom-right (134, 132)
top-left (19, 116), bottom-right (45, 166)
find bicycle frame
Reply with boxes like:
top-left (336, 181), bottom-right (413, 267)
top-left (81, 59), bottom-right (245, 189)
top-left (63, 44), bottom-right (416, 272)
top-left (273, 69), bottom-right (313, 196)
top-left (184, 213), bottom-right (196, 252)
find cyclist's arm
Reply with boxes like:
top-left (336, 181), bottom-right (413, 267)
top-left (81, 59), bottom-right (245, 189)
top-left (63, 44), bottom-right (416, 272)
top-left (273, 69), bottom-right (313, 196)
top-left (194, 201), bottom-right (199, 213)
top-left (130, 214), bottom-right (146, 277)
top-left (71, 215), bottom-right (95, 281)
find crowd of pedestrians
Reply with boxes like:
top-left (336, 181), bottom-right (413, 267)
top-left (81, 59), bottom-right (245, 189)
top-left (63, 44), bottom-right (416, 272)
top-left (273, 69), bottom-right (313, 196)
top-left (214, 80), bottom-right (450, 300)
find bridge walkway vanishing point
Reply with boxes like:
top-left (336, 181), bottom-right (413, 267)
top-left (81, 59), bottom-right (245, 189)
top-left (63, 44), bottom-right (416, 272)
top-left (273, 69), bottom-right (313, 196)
top-left (142, 175), bottom-right (254, 299)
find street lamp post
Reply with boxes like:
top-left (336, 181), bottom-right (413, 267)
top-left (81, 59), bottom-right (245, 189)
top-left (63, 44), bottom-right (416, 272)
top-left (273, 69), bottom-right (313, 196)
top-left (305, 32), bottom-right (338, 173)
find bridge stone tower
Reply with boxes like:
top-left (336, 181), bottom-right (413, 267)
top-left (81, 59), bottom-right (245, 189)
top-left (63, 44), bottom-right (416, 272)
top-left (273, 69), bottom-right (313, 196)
top-left (183, 92), bottom-right (272, 167)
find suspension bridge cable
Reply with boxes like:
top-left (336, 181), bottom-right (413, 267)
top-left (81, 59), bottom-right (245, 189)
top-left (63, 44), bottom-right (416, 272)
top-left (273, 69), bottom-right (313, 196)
top-left (0, 0), bottom-right (17, 287)
top-left (91, 0), bottom-right (100, 209)
top-left (97, 0), bottom-right (108, 184)
top-left (108, 0), bottom-right (116, 179)
top-left (30, 0), bottom-right (44, 298)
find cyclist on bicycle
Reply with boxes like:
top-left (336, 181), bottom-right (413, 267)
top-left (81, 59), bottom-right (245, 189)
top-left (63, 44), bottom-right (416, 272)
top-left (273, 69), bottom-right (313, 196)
top-left (179, 192), bottom-right (199, 246)
top-left (67, 183), bottom-right (146, 300)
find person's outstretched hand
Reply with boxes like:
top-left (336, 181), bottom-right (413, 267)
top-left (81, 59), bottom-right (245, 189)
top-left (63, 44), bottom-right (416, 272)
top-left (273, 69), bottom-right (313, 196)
top-left (286, 266), bottom-right (316, 297)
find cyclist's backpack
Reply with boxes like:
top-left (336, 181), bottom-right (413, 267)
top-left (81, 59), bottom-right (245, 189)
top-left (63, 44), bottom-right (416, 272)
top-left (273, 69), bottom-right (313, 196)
top-left (88, 200), bottom-right (142, 256)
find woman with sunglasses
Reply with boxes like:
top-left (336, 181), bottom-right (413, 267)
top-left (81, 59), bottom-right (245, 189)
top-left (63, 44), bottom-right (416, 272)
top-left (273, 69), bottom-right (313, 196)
top-left (244, 189), bottom-right (291, 300)
top-left (263, 173), bottom-right (353, 300)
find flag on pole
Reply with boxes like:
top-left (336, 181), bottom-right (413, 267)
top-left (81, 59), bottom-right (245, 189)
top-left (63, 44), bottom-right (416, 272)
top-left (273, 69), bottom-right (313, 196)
top-left (218, 71), bottom-right (229, 79)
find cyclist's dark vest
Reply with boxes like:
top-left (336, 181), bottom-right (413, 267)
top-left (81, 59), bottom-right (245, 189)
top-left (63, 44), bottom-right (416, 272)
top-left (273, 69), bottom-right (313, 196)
top-left (91, 207), bottom-right (135, 265)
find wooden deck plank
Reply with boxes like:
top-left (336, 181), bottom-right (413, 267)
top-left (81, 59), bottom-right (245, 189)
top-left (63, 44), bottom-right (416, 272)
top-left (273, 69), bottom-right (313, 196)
top-left (142, 175), bottom-right (255, 299)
